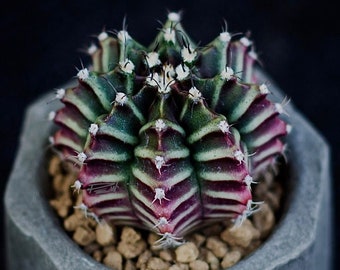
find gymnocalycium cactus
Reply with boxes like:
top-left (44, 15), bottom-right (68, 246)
top-left (50, 12), bottom-right (289, 248)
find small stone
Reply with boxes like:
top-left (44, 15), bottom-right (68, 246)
top-left (169, 263), bottom-right (189, 270)
top-left (124, 260), bottom-right (136, 270)
top-left (49, 193), bottom-right (72, 218)
top-left (204, 250), bottom-right (219, 270)
top-left (96, 223), bottom-right (115, 246)
top-left (92, 250), bottom-right (103, 262)
top-left (206, 236), bottom-right (228, 258)
top-left (136, 250), bottom-right (152, 268)
top-left (189, 260), bottom-right (209, 270)
top-left (252, 203), bottom-right (275, 238)
top-left (121, 226), bottom-right (141, 244)
top-left (159, 249), bottom-right (174, 261)
top-left (73, 226), bottom-right (96, 246)
top-left (188, 233), bottom-right (206, 247)
top-left (175, 242), bottom-right (199, 263)
top-left (220, 250), bottom-right (242, 268)
top-left (64, 214), bottom-right (83, 232)
top-left (49, 156), bottom-right (61, 176)
top-left (117, 239), bottom-right (147, 259)
top-left (146, 257), bottom-right (170, 270)
top-left (103, 250), bottom-right (123, 270)
top-left (220, 219), bottom-right (260, 248)
top-left (52, 174), bottom-right (64, 193)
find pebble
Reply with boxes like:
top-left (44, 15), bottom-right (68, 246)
top-left (189, 260), bottom-right (209, 270)
top-left (204, 250), bottom-right (219, 270)
top-left (252, 203), bottom-right (275, 238)
top-left (146, 257), bottom-right (170, 270)
top-left (103, 250), bottom-right (123, 270)
top-left (48, 155), bottom-right (61, 176)
top-left (49, 194), bottom-right (72, 218)
top-left (175, 242), bottom-right (199, 263)
top-left (206, 236), bottom-right (228, 258)
top-left (124, 260), bottom-right (136, 270)
top-left (136, 250), bottom-right (152, 268)
top-left (121, 226), bottom-right (141, 244)
top-left (188, 233), bottom-right (205, 247)
top-left (117, 239), bottom-right (147, 259)
top-left (73, 226), bottom-right (96, 246)
top-left (169, 264), bottom-right (189, 270)
top-left (96, 223), bottom-right (115, 246)
top-left (159, 249), bottom-right (174, 261)
top-left (64, 214), bottom-right (82, 231)
top-left (220, 250), bottom-right (242, 268)
top-left (220, 219), bottom-right (260, 248)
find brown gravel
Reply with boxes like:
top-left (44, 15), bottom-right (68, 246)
top-left (49, 155), bottom-right (283, 269)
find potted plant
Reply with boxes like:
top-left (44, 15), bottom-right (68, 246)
top-left (5, 12), bottom-right (332, 270)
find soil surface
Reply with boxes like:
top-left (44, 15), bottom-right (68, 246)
top-left (49, 155), bottom-right (283, 270)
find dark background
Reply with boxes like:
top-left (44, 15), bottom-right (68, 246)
top-left (1, 0), bottom-right (338, 268)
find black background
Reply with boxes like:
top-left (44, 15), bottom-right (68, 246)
top-left (1, 0), bottom-right (339, 268)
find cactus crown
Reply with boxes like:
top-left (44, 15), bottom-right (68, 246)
top-left (51, 12), bottom-right (289, 248)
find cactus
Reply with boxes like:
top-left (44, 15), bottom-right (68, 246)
top-left (50, 12), bottom-right (289, 248)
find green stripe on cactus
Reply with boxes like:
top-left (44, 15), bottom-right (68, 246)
top-left (86, 146), bottom-right (132, 162)
top-left (139, 119), bottom-right (185, 136)
top-left (194, 76), bottom-right (226, 110)
top-left (117, 33), bottom-right (146, 72)
top-left (131, 165), bottom-right (155, 188)
top-left (98, 124), bottom-right (138, 145)
top-left (129, 185), bottom-right (153, 207)
top-left (54, 134), bottom-right (83, 153)
top-left (192, 128), bottom-right (241, 160)
top-left (84, 192), bottom-right (128, 206)
top-left (238, 99), bottom-right (277, 133)
top-left (242, 117), bottom-right (287, 149)
top-left (186, 117), bottom-right (225, 144)
top-left (97, 99), bottom-right (145, 141)
top-left (83, 172), bottom-right (127, 184)
top-left (217, 83), bottom-right (261, 123)
top-left (134, 147), bottom-right (190, 160)
top-left (81, 72), bottom-right (117, 111)
top-left (228, 40), bottom-right (248, 74)
top-left (198, 169), bottom-right (246, 181)
top-left (199, 36), bottom-right (229, 78)
top-left (193, 145), bottom-right (239, 162)
top-left (132, 163), bottom-right (193, 188)
top-left (63, 87), bottom-right (105, 122)
top-left (166, 186), bottom-right (199, 214)
top-left (55, 109), bottom-right (89, 138)
top-left (99, 37), bottom-right (119, 72)
top-left (205, 190), bottom-right (247, 202)
top-left (90, 48), bottom-right (103, 73)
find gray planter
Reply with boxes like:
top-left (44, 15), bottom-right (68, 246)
top-left (5, 71), bottom-right (333, 270)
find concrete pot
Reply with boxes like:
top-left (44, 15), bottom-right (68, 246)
top-left (5, 71), bottom-right (333, 270)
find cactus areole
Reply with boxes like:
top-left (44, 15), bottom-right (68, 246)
top-left (51, 12), bottom-right (289, 248)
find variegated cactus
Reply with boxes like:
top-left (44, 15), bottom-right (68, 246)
top-left (50, 12), bottom-right (289, 248)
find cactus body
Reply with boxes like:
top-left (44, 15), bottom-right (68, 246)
top-left (51, 12), bottom-right (288, 247)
